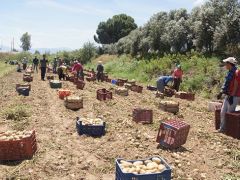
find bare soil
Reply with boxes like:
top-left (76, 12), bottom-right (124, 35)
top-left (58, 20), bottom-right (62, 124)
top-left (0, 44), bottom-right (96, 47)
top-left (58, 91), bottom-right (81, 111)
top-left (0, 71), bottom-right (239, 180)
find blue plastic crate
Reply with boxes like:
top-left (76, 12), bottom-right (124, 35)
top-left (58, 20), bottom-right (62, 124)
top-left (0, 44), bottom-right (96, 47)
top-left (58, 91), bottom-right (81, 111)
top-left (76, 117), bottom-right (106, 137)
top-left (115, 156), bottom-right (171, 180)
top-left (111, 79), bottom-right (117, 85)
top-left (17, 88), bottom-right (30, 96)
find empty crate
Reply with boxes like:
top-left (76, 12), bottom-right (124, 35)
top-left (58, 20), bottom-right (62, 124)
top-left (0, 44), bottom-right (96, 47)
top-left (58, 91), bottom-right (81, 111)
top-left (131, 85), bottom-right (143, 93)
top-left (132, 108), bottom-right (153, 124)
top-left (175, 92), bottom-right (195, 101)
top-left (97, 89), bottom-right (112, 101)
top-left (76, 80), bottom-right (85, 90)
top-left (225, 112), bottom-right (240, 139)
top-left (156, 119), bottom-right (190, 149)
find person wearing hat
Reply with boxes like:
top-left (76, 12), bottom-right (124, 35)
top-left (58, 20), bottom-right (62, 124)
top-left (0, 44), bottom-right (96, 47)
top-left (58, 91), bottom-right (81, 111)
top-left (22, 57), bottom-right (28, 70)
top-left (96, 61), bottom-right (104, 82)
top-left (172, 64), bottom-right (183, 92)
top-left (217, 57), bottom-right (240, 132)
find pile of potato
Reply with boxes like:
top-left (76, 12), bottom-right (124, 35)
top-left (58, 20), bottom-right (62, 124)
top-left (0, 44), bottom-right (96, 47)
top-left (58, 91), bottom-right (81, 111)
top-left (0, 130), bottom-right (33, 141)
top-left (119, 157), bottom-right (166, 174)
top-left (80, 118), bottom-right (103, 126)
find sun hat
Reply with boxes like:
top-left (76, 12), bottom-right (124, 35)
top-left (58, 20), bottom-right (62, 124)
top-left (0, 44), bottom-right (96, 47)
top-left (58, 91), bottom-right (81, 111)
top-left (223, 57), bottom-right (237, 65)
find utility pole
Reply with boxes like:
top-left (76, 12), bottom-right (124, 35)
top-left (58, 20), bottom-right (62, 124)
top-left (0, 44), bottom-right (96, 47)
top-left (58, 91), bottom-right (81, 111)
top-left (13, 37), bottom-right (15, 51)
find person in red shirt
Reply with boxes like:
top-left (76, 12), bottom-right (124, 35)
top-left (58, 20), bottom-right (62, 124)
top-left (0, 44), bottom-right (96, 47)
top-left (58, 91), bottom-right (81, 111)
top-left (72, 60), bottom-right (83, 78)
top-left (172, 65), bottom-right (183, 92)
top-left (217, 57), bottom-right (240, 133)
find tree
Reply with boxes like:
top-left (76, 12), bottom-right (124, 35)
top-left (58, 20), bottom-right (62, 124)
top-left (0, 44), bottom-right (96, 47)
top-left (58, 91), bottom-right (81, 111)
top-left (20, 32), bottom-right (31, 51)
top-left (94, 14), bottom-right (137, 44)
top-left (80, 42), bottom-right (96, 64)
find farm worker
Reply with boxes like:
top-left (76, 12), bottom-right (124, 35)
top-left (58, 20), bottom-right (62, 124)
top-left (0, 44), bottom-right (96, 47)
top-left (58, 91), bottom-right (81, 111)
top-left (96, 61), bottom-right (104, 82)
top-left (156, 76), bottom-right (174, 93)
top-left (22, 57), bottom-right (28, 70)
top-left (58, 63), bottom-right (68, 80)
top-left (172, 64), bottom-right (183, 92)
top-left (32, 56), bottom-right (39, 73)
top-left (40, 54), bottom-right (49, 81)
top-left (90, 69), bottom-right (96, 78)
top-left (72, 60), bottom-right (83, 78)
top-left (217, 57), bottom-right (240, 133)
top-left (53, 57), bottom-right (58, 74)
top-left (16, 62), bottom-right (21, 72)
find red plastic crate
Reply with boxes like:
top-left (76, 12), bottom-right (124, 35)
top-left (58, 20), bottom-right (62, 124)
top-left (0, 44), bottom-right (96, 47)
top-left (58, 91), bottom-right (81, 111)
top-left (131, 85), bottom-right (143, 93)
top-left (132, 108), bottom-right (153, 124)
top-left (156, 119), bottom-right (190, 149)
top-left (86, 77), bottom-right (96, 82)
top-left (106, 78), bottom-right (112, 83)
top-left (76, 80), bottom-right (85, 90)
top-left (215, 109), bottom-right (221, 130)
top-left (225, 112), bottom-right (240, 139)
top-left (164, 88), bottom-right (175, 97)
top-left (0, 130), bottom-right (37, 161)
top-left (97, 89), bottom-right (112, 101)
top-left (175, 92), bottom-right (195, 101)
top-left (23, 76), bottom-right (33, 82)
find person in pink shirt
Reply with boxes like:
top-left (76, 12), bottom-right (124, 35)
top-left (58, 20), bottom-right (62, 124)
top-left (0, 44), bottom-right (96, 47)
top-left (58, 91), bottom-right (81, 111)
top-left (72, 60), bottom-right (83, 78)
top-left (172, 65), bottom-right (183, 92)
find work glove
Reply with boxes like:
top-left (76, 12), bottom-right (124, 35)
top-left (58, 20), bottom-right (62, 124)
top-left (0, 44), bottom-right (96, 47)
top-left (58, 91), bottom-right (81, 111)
top-left (217, 92), bottom-right (223, 100)
top-left (227, 96), bottom-right (234, 105)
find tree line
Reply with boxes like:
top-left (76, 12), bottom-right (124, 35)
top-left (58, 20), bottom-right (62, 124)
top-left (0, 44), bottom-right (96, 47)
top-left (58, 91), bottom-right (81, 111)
top-left (94, 0), bottom-right (240, 59)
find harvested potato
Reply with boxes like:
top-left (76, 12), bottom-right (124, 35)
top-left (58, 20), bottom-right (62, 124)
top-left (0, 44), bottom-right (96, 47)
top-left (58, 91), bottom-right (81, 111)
top-left (152, 157), bottom-right (162, 164)
top-left (133, 161), bottom-right (143, 166)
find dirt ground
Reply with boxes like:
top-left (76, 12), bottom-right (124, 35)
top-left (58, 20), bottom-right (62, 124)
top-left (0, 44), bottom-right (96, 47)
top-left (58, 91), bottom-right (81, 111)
top-left (0, 71), bottom-right (239, 180)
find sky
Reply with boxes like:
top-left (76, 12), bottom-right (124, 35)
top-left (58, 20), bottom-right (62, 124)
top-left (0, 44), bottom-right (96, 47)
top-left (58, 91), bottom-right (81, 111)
top-left (0, 0), bottom-right (207, 50)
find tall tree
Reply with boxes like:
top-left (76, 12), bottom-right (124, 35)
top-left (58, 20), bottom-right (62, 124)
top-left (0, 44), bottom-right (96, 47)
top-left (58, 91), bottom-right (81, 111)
top-left (94, 14), bottom-right (137, 44)
top-left (20, 32), bottom-right (31, 51)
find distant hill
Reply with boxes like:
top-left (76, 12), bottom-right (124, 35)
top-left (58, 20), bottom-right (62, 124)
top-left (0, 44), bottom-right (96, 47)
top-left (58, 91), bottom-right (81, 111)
top-left (0, 46), bottom-right (72, 54)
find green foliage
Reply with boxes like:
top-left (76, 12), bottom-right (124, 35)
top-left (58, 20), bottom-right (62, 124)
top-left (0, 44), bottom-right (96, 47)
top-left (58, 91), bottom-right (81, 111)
top-left (0, 62), bottom-right (15, 77)
top-left (94, 14), bottom-right (137, 44)
top-left (91, 54), bottom-right (223, 97)
top-left (102, 0), bottom-right (240, 58)
top-left (3, 104), bottom-right (30, 121)
top-left (20, 32), bottom-right (31, 51)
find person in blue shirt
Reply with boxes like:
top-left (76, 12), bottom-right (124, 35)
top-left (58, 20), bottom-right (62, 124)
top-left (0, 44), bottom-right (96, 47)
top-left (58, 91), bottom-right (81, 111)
top-left (156, 76), bottom-right (174, 93)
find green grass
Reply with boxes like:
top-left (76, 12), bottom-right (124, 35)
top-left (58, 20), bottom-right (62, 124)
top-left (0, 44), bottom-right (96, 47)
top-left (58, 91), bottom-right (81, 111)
top-left (3, 104), bottom-right (30, 121)
top-left (87, 54), bottom-right (224, 98)
top-left (0, 62), bottom-right (15, 77)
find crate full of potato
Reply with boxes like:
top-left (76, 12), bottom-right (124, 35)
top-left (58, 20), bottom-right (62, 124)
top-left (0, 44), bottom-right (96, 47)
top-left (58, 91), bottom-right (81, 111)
top-left (23, 73), bottom-right (33, 82)
top-left (76, 117), bottom-right (106, 137)
top-left (64, 96), bottom-right (83, 110)
top-left (159, 100), bottom-right (179, 114)
top-left (16, 83), bottom-right (31, 96)
top-left (116, 156), bottom-right (171, 180)
top-left (0, 130), bottom-right (37, 161)
top-left (115, 87), bottom-right (128, 96)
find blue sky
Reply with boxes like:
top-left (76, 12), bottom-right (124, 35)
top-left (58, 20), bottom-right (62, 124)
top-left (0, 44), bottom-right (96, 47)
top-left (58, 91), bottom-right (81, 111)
top-left (0, 0), bottom-right (206, 50)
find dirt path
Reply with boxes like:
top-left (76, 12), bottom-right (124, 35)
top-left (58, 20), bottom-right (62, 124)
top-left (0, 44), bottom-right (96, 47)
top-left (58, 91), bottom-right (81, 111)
top-left (0, 71), bottom-right (239, 180)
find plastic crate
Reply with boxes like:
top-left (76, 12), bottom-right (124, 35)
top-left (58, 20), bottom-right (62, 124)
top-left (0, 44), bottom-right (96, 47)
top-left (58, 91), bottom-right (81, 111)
top-left (76, 80), bottom-right (85, 90)
top-left (0, 130), bottom-right (37, 161)
top-left (225, 112), bottom-right (240, 139)
top-left (64, 96), bottom-right (83, 110)
top-left (86, 77), bottom-right (96, 82)
top-left (131, 85), bottom-right (143, 93)
top-left (115, 156), bottom-right (171, 180)
top-left (208, 101), bottom-right (222, 112)
top-left (50, 80), bottom-right (62, 89)
top-left (76, 118), bottom-right (105, 137)
top-left (175, 92), bottom-right (195, 101)
top-left (156, 119), bottom-right (190, 149)
top-left (215, 109), bottom-right (221, 130)
top-left (103, 74), bottom-right (109, 81)
top-left (163, 88), bottom-right (175, 97)
top-left (58, 89), bottom-right (71, 100)
top-left (16, 84), bottom-right (31, 91)
top-left (116, 80), bottom-right (125, 86)
top-left (106, 78), bottom-right (112, 83)
top-left (97, 89), bottom-right (113, 101)
top-left (133, 109), bottom-right (153, 124)
top-left (147, 86), bottom-right (157, 91)
top-left (17, 87), bottom-right (30, 96)
top-left (23, 76), bottom-right (33, 82)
